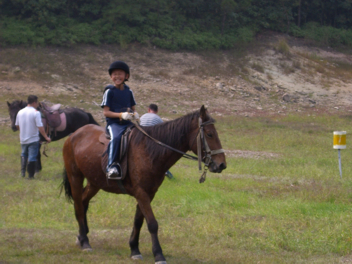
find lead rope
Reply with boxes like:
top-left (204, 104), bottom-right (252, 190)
top-left (199, 167), bottom-right (208, 183)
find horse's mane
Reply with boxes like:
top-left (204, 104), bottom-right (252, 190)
top-left (10, 100), bottom-right (27, 108)
top-left (133, 110), bottom-right (215, 161)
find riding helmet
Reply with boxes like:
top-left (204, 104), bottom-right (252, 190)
top-left (108, 61), bottom-right (130, 79)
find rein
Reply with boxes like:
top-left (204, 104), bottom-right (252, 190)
top-left (133, 117), bottom-right (224, 183)
top-left (134, 122), bottom-right (199, 161)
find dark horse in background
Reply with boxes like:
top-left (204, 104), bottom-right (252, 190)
top-left (7, 100), bottom-right (100, 171)
top-left (61, 106), bottom-right (226, 264)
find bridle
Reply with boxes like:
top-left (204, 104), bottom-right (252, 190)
top-left (133, 116), bottom-right (224, 183)
top-left (194, 118), bottom-right (225, 182)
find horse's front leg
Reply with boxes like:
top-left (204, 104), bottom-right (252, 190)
top-left (136, 193), bottom-right (166, 264)
top-left (129, 204), bottom-right (145, 260)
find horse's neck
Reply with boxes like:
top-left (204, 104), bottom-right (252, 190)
top-left (145, 117), bottom-right (197, 167)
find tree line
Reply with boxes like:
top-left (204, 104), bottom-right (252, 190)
top-left (1, 0), bottom-right (352, 49)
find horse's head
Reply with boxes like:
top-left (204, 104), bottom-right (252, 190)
top-left (7, 100), bottom-right (25, 131)
top-left (190, 105), bottom-right (227, 173)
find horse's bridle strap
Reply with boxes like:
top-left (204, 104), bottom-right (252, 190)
top-left (210, 149), bottom-right (225, 155)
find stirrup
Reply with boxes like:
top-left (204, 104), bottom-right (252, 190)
top-left (106, 163), bottom-right (122, 180)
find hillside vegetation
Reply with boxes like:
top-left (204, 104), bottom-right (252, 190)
top-left (2, 0), bottom-right (352, 50)
top-left (1, 33), bottom-right (352, 124)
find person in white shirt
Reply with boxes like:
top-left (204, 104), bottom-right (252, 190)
top-left (15, 95), bottom-right (51, 179)
top-left (140, 104), bottom-right (174, 179)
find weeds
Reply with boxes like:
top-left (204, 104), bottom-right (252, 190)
top-left (280, 62), bottom-right (295, 75)
top-left (266, 73), bottom-right (273, 80)
top-left (276, 39), bottom-right (291, 57)
top-left (250, 62), bottom-right (265, 73)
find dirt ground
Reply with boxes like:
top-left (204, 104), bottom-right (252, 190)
top-left (1, 32), bottom-right (352, 122)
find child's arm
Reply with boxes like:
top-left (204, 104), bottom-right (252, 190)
top-left (103, 106), bottom-right (122, 119)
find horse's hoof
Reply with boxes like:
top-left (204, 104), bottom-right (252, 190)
top-left (155, 261), bottom-right (167, 264)
top-left (131, 254), bottom-right (143, 260)
top-left (76, 236), bottom-right (92, 251)
top-left (75, 236), bottom-right (80, 246)
top-left (82, 247), bottom-right (93, 252)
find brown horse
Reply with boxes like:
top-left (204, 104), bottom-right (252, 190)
top-left (61, 105), bottom-right (226, 263)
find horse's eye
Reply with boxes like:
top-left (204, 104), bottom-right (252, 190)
top-left (206, 133), bottom-right (213, 138)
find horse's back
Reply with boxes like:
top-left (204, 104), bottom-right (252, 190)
top-left (65, 124), bottom-right (105, 155)
top-left (73, 124), bottom-right (104, 136)
top-left (64, 107), bottom-right (100, 130)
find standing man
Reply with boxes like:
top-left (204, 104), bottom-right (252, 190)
top-left (15, 95), bottom-right (51, 179)
top-left (140, 104), bottom-right (174, 179)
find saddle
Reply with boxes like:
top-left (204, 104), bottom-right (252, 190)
top-left (40, 102), bottom-right (66, 136)
top-left (99, 125), bottom-right (134, 180)
top-left (40, 102), bottom-right (62, 127)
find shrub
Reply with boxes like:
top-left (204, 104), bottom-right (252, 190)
top-left (237, 27), bottom-right (255, 43)
top-left (0, 18), bottom-right (35, 45)
top-left (301, 23), bottom-right (352, 48)
top-left (276, 38), bottom-right (290, 56)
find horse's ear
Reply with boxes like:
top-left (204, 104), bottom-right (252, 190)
top-left (7, 101), bottom-right (11, 107)
top-left (200, 105), bottom-right (207, 119)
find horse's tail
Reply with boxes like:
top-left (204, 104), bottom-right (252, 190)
top-left (87, 113), bottom-right (99, 126)
top-left (60, 168), bottom-right (73, 203)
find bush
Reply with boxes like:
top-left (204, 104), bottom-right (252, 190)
top-left (289, 24), bottom-right (304, 38)
top-left (70, 23), bottom-right (101, 45)
top-left (237, 27), bottom-right (255, 43)
top-left (0, 18), bottom-right (35, 45)
top-left (276, 38), bottom-right (290, 56)
top-left (301, 23), bottom-right (352, 48)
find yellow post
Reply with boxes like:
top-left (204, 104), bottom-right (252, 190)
top-left (333, 131), bottom-right (346, 178)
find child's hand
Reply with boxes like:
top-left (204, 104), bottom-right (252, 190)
top-left (133, 112), bottom-right (140, 120)
top-left (121, 112), bottom-right (133, 120)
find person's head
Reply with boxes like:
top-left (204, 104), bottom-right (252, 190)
top-left (148, 104), bottom-right (158, 113)
top-left (108, 61), bottom-right (130, 88)
top-left (27, 95), bottom-right (38, 107)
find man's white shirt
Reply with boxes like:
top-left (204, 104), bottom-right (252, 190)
top-left (15, 106), bottom-right (43, 144)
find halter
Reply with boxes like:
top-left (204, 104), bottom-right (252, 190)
top-left (134, 116), bottom-right (224, 183)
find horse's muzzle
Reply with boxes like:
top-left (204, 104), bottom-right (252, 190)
top-left (208, 162), bottom-right (226, 173)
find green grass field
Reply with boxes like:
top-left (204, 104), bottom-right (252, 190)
top-left (1, 112), bottom-right (352, 263)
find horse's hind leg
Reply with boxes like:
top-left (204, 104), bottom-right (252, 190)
top-left (69, 171), bottom-right (92, 251)
top-left (129, 204), bottom-right (145, 260)
top-left (81, 183), bottom-right (100, 236)
top-left (35, 144), bottom-right (42, 172)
